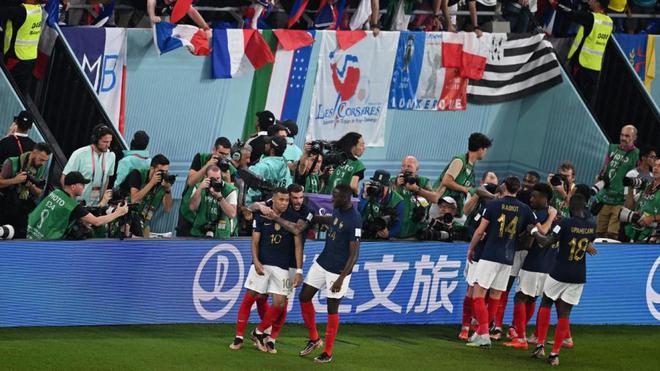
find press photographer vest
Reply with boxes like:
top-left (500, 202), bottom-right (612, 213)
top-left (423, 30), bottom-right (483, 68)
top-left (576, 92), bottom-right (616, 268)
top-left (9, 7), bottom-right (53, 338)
top-left (396, 176), bottom-right (430, 238)
top-left (567, 12), bottom-right (613, 72)
top-left (7, 153), bottom-right (46, 201)
top-left (434, 154), bottom-right (475, 217)
top-left (305, 173), bottom-right (321, 193)
top-left (323, 158), bottom-right (365, 194)
top-left (130, 168), bottom-right (167, 225)
top-left (624, 182), bottom-right (660, 241)
top-left (27, 189), bottom-right (79, 240)
top-left (361, 190), bottom-right (404, 224)
top-left (190, 181), bottom-right (237, 238)
top-left (3, 4), bottom-right (42, 61)
top-left (601, 144), bottom-right (640, 205)
top-left (180, 153), bottom-right (236, 223)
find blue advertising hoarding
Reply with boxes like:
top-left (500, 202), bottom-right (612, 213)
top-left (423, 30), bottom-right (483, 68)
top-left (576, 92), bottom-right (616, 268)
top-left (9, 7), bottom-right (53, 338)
top-left (0, 240), bottom-right (658, 327)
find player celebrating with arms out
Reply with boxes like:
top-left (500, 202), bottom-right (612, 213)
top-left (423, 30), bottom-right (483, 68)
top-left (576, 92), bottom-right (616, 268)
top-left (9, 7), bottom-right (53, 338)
top-left (529, 192), bottom-right (597, 366)
top-left (466, 176), bottom-right (541, 348)
top-left (298, 184), bottom-right (361, 363)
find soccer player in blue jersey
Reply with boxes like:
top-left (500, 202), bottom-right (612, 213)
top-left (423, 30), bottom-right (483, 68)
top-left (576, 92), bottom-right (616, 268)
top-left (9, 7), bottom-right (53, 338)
top-left (298, 184), bottom-right (362, 363)
top-left (529, 192), bottom-right (597, 366)
top-left (466, 176), bottom-right (540, 348)
top-left (231, 188), bottom-right (303, 352)
top-left (504, 183), bottom-right (557, 349)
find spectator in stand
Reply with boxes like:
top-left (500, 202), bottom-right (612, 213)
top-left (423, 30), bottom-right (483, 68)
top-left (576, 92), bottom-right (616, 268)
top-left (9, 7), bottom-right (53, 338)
top-left (439, 0), bottom-right (480, 32)
top-left (471, 0), bottom-right (496, 29)
top-left (61, 124), bottom-right (116, 207)
top-left (626, 0), bottom-right (657, 33)
top-left (115, 130), bottom-right (150, 186)
top-left (0, 111), bottom-right (36, 166)
top-left (0, 0), bottom-right (44, 94)
top-left (502, 0), bottom-right (537, 33)
top-left (246, 110), bottom-right (277, 166)
top-left (147, 0), bottom-right (211, 33)
top-left (322, 132), bottom-right (366, 196)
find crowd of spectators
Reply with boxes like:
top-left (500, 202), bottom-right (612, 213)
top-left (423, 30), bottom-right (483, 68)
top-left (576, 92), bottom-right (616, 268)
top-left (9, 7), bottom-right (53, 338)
top-left (1, 109), bottom-right (657, 243)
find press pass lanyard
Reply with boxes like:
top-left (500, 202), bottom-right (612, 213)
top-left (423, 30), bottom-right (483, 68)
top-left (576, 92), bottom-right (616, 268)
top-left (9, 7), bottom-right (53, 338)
top-left (13, 135), bottom-right (24, 154)
top-left (90, 145), bottom-right (107, 188)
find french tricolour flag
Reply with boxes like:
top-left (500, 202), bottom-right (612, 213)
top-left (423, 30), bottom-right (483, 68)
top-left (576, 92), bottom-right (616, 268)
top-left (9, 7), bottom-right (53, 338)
top-left (153, 22), bottom-right (210, 56)
top-left (264, 30), bottom-right (315, 121)
top-left (212, 29), bottom-right (274, 79)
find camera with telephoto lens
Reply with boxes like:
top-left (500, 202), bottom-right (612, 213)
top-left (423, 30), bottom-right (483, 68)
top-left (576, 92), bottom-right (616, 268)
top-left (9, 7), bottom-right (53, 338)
top-left (417, 214), bottom-right (454, 241)
top-left (619, 207), bottom-right (658, 228)
top-left (309, 140), bottom-right (325, 156)
top-left (217, 157), bottom-right (231, 173)
top-left (591, 175), bottom-right (610, 196)
top-left (202, 223), bottom-right (216, 238)
top-left (410, 204), bottom-right (427, 223)
top-left (363, 207), bottom-right (398, 239)
top-left (209, 178), bottom-right (224, 193)
top-left (550, 173), bottom-right (568, 188)
top-left (159, 170), bottom-right (177, 184)
top-left (0, 224), bottom-right (15, 240)
top-left (365, 180), bottom-right (384, 198)
top-left (25, 173), bottom-right (46, 188)
top-left (237, 168), bottom-right (275, 201)
top-left (622, 176), bottom-right (647, 190)
top-left (402, 171), bottom-right (417, 185)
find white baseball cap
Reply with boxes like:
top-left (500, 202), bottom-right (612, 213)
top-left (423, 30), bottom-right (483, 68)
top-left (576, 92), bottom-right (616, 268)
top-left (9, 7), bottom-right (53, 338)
top-left (440, 196), bottom-right (457, 207)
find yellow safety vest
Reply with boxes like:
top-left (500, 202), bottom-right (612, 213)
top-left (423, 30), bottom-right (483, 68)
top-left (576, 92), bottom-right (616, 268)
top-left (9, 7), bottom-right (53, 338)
top-left (567, 12), bottom-right (613, 72)
top-left (3, 4), bottom-right (43, 61)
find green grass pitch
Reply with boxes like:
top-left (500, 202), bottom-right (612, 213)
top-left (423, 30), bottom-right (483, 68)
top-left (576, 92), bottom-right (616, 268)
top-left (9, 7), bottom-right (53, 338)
top-left (1, 324), bottom-right (659, 370)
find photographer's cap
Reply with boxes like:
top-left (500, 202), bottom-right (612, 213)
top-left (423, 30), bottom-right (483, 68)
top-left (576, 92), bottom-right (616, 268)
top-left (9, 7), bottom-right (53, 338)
top-left (370, 170), bottom-right (391, 184)
top-left (256, 110), bottom-right (276, 130)
top-left (280, 120), bottom-right (298, 138)
top-left (64, 171), bottom-right (91, 186)
top-left (14, 110), bottom-right (36, 127)
top-left (270, 136), bottom-right (287, 156)
top-left (439, 196), bottom-right (457, 208)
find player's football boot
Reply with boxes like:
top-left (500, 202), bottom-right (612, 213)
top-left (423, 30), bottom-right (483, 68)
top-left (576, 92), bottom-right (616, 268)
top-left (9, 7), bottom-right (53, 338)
top-left (265, 338), bottom-right (277, 354)
top-left (503, 338), bottom-right (529, 350)
top-left (507, 326), bottom-right (518, 339)
top-left (531, 344), bottom-right (546, 359)
top-left (458, 327), bottom-right (470, 341)
top-left (314, 352), bottom-right (333, 363)
top-left (490, 327), bottom-right (503, 340)
top-left (251, 329), bottom-right (268, 352)
top-left (547, 354), bottom-right (560, 366)
top-left (527, 334), bottom-right (538, 344)
top-left (299, 338), bottom-right (324, 357)
top-left (466, 334), bottom-right (492, 348)
top-left (229, 337), bottom-right (243, 350)
top-left (548, 337), bottom-right (574, 349)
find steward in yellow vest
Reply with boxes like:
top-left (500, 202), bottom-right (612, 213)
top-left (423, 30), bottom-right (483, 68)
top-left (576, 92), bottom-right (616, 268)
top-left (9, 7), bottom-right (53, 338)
top-left (559, 0), bottom-right (613, 105)
top-left (1, 0), bottom-right (44, 92)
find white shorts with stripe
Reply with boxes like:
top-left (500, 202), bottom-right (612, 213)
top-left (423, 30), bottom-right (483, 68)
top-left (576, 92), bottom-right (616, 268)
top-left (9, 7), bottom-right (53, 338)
top-left (244, 264), bottom-right (292, 296)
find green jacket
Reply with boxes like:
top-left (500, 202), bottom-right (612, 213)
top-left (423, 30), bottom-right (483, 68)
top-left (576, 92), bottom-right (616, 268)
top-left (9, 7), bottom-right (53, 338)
top-left (433, 154), bottom-right (475, 217)
top-left (190, 180), bottom-right (238, 238)
top-left (27, 189), bottom-right (79, 240)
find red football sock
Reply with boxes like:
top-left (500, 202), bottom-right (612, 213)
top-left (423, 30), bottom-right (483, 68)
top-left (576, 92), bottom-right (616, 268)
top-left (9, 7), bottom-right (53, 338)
top-left (256, 295), bottom-right (269, 320)
top-left (461, 296), bottom-right (473, 327)
top-left (300, 301), bottom-right (319, 341)
top-left (488, 297), bottom-right (500, 329)
top-left (513, 302), bottom-right (527, 340)
top-left (473, 297), bottom-right (489, 335)
top-left (323, 313), bottom-right (340, 356)
top-left (257, 304), bottom-right (284, 333)
top-left (552, 318), bottom-right (570, 354)
top-left (536, 306), bottom-right (551, 345)
top-left (525, 301), bottom-right (536, 326)
top-left (496, 291), bottom-right (509, 328)
top-left (236, 292), bottom-right (257, 337)
top-left (270, 300), bottom-right (288, 340)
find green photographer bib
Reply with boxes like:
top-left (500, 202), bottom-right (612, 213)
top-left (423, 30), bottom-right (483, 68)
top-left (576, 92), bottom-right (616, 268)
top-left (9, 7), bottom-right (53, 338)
top-left (8, 153), bottom-right (46, 201)
top-left (433, 154), bottom-right (474, 217)
top-left (323, 158), bottom-right (365, 194)
top-left (190, 181), bottom-right (237, 238)
top-left (602, 144), bottom-right (639, 205)
top-left (27, 189), bottom-right (78, 240)
top-left (361, 191), bottom-right (404, 225)
top-left (395, 176), bottom-right (430, 238)
top-left (305, 173), bottom-right (321, 193)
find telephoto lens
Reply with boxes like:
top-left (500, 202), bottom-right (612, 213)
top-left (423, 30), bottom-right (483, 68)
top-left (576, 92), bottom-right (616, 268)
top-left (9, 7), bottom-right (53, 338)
top-left (0, 224), bottom-right (16, 240)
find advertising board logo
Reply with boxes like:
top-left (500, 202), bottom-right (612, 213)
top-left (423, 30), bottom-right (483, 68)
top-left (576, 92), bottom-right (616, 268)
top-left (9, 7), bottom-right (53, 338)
top-left (193, 244), bottom-right (245, 320)
top-left (330, 51), bottom-right (360, 102)
top-left (647, 257), bottom-right (660, 321)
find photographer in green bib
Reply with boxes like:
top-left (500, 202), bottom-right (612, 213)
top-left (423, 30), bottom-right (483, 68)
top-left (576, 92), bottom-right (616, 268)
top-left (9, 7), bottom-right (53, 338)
top-left (622, 158), bottom-right (660, 242)
top-left (592, 125), bottom-right (640, 239)
top-left (177, 137), bottom-right (235, 236)
top-left (322, 132), bottom-right (366, 196)
top-left (391, 156), bottom-right (432, 239)
top-left (27, 172), bottom-right (128, 240)
top-left (189, 165), bottom-right (238, 238)
top-left (297, 142), bottom-right (325, 194)
top-left (118, 154), bottom-right (174, 237)
top-left (0, 142), bottom-right (50, 238)
top-left (358, 170), bottom-right (405, 239)
top-left (547, 162), bottom-right (577, 218)
top-left (407, 133), bottom-right (492, 221)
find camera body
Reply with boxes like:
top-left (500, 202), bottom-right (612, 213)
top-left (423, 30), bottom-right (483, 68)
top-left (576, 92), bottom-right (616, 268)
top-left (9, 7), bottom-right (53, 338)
top-left (619, 207), bottom-right (658, 228)
top-left (202, 223), bottom-right (216, 238)
top-left (402, 171), bottom-right (417, 185)
top-left (217, 157), bottom-right (231, 173)
top-left (623, 176), bottom-right (647, 190)
top-left (159, 170), bottom-right (177, 184)
top-left (550, 173), bottom-right (568, 187)
top-left (209, 178), bottom-right (224, 193)
top-left (417, 214), bottom-right (468, 241)
top-left (24, 173), bottom-right (46, 188)
top-left (362, 207), bottom-right (398, 239)
top-left (309, 140), bottom-right (325, 156)
top-left (365, 180), bottom-right (384, 198)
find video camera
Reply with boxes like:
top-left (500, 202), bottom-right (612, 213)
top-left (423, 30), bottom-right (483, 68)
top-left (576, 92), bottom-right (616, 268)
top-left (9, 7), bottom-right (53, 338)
top-left (238, 168), bottom-right (275, 201)
top-left (417, 214), bottom-right (469, 242)
top-left (308, 140), bottom-right (348, 168)
top-left (365, 180), bottom-right (385, 199)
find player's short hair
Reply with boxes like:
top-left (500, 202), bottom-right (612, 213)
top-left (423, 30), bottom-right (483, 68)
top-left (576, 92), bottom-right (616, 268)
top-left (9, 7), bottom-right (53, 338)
top-left (570, 192), bottom-right (587, 210)
top-left (503, 176), bottom-right (521, 194)
top-left (573, 184), bottom-right (592, 201)
top-left (151, 154), bottom-right (170, 167)
top-left (333, 184), bottom-right (353, 199)
top-left (33, 142), bottom-right (51, 155)
top-left (468, 133), bottom-right (492, 152)
top-left (273, 187), bottom-right (289, 196)
top-left (532, 183), bottom-right (553, 202)
top-left (526, 171), bottom-right (540, 181)
top-left (558, 161), bottom-right (576, 176)
top-left (214, 137), bottom-right (232, 149)
top-left (287, 183), bottom-right (304, 194)
top-left (206, 165), bottom-right (220, 175)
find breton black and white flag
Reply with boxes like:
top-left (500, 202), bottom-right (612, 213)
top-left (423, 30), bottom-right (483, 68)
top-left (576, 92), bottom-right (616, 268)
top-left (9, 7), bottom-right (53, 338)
top-left (467, 33), bottom-right (563, 104)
